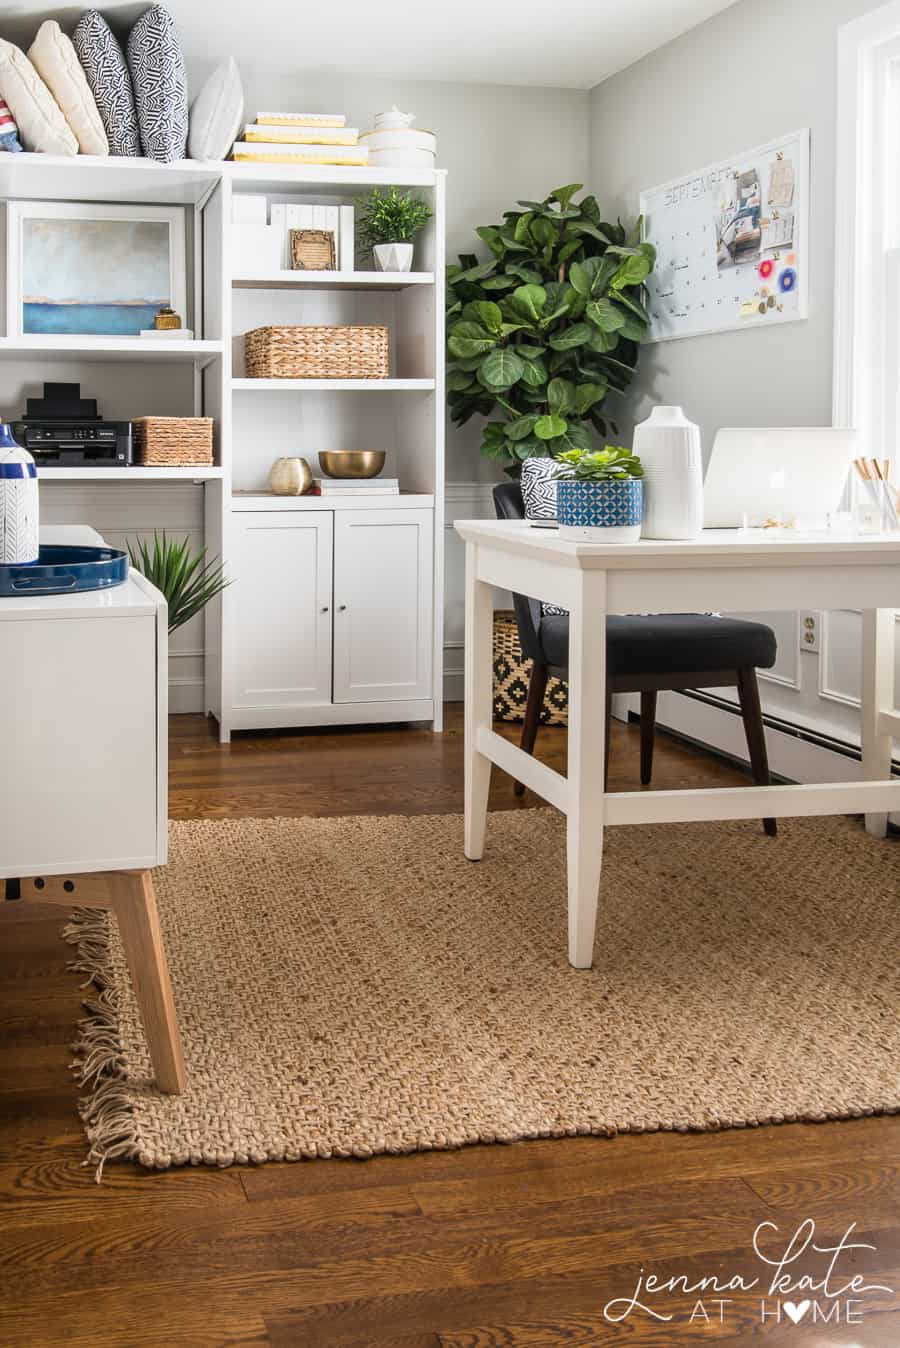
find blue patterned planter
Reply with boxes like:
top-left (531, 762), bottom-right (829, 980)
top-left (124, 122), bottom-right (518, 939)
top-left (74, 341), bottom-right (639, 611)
top-left (556, 478), bottom-right (643, 543)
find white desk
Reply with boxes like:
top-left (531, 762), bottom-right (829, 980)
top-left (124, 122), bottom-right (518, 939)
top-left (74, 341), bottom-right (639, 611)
top-left (456, 521), bottom-right (900, 968)
top-left (1, 526), bottom-right (185, 1092)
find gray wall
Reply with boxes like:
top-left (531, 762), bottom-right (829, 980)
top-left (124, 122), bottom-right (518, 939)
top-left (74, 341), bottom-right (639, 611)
top-left (588, 0), bottom-right (874, 455)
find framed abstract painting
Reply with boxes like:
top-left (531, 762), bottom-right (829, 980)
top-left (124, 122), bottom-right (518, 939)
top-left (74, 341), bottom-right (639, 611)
top-left (5, 200), bottom-right (186, 338)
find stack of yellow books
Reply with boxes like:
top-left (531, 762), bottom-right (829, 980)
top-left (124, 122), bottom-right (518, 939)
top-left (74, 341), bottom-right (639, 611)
top-left (231, 113), bottom-right (368, 166)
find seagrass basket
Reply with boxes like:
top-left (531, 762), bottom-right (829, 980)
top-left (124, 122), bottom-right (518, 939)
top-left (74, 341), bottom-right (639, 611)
top-left (493, 611), bottom-right (568, 725)
top-left (132, 417), bottom-right (214, 466)
top-left (244, 325), bottom-right (389, 379)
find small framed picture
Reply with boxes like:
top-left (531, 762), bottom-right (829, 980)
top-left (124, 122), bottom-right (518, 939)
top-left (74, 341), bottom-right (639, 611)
top-left (5, 200), bottom-right (187, 338)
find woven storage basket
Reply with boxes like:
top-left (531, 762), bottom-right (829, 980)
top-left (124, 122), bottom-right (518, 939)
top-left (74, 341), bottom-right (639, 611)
top-left (245, 326), bottom-right (389, 380)
top-left (132, 417), bottom-right (214, 467)
top-left (493, 611), bottom-right (568, 726)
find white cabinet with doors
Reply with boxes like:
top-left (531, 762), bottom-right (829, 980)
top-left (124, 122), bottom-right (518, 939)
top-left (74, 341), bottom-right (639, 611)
top-left (227, 497), bottom-right (435, 731)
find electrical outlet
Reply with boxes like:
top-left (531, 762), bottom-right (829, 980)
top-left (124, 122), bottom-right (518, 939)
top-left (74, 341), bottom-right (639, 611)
top-left (799, 611), bottom-right (820, 653)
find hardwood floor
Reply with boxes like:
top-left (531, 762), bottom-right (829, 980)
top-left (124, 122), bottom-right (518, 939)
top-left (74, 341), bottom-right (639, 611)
top-left (2, 708), bottom-right (897, 1347)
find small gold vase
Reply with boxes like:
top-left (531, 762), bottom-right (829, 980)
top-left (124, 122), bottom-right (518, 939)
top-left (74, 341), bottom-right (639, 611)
top-left (153, 306), bottom-right (182, 331)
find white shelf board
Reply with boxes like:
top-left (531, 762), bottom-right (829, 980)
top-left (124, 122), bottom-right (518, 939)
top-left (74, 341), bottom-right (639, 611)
top-left (232, 491), bottom-right (434, 511)
top-left (0, 153), bottom-right (222, 205)
top-left (0, 336), bottom-right (223, 365)
top-left (226, 163), bottom-right (443, 193)
top-left (232, 270), bottom-right (434, 291)
top-left (232, 377), bottom-right (435, 392)
top-left (38, 467), bottom-right (224, 481)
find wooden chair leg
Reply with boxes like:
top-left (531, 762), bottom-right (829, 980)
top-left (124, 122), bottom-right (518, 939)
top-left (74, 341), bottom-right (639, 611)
top-left (640, 689), bottom-right (657, 785)
top-left (112, 870), bottom-right (187, 1093)
top-left (515, 662), bottom-right (549, 796)
top-left (736, 667), bottom-right (777, 837)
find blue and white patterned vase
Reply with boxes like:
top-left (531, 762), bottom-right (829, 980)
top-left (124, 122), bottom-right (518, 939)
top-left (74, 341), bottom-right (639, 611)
top-left (0, 423), bottom-right (38, 565)
top-left (557, 478), bottom-right (643, 543)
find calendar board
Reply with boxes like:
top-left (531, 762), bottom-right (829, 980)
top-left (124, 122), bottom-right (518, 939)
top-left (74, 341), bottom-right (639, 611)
top-left (640, 129), bottom-right (809, 342)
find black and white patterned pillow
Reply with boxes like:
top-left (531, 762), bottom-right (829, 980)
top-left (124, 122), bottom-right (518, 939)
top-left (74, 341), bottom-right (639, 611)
top-left (520, 457), bottom-right (568, 616)
top-left (127, 5), bottom-right (188, 163)
top-left (73, 11), bottom-right (140, 156)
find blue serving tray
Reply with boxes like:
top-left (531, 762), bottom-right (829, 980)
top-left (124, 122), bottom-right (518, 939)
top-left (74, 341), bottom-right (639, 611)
top-left (0, 545), bottom-right (128, 597)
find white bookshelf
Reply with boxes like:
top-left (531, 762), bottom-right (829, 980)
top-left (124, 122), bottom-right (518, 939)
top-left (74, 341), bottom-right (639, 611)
top-left (0, 155), bottom-right (446, 741)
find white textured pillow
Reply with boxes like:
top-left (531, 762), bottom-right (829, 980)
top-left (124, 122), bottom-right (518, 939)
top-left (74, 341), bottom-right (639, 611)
top-left (28, 21), bottom-right (108, 156)
top-left (188, 57), bottom-right (243, 160)
top-left (0, 39), bottom-right (77, 155)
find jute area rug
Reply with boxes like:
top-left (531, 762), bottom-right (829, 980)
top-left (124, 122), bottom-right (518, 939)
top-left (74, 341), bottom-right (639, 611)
top-left (67, 811), bottom-right (900, 1175)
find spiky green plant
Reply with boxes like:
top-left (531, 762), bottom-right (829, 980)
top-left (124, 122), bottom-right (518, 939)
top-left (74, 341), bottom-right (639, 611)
top-left (358, 186), bottom-right (432, 246)
top-left (552, 446), bottom-right (643, 481)
top-left (127, 532), bottom-right (230, 634)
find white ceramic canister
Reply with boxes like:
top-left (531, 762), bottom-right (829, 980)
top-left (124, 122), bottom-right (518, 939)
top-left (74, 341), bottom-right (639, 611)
top-left (0, 422), bottom-right (38, 564)
top-left (632, 405), bottom-right (703, 540)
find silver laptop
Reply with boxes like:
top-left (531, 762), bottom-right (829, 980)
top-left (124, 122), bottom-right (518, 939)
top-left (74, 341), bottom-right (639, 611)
top-left (703, 427), bottom-right (859, 528)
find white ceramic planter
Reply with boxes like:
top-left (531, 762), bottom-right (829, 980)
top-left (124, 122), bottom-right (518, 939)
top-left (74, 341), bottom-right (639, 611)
top-left (632, 405), bottom-right (703, 540)
top-left (373, 242), bottom-right (414, 272)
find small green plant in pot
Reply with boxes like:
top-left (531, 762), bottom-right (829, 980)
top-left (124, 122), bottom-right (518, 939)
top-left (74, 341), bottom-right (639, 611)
top-left (553, 446), bottom-right (644, 543)
top-left (359, 186), bottom-right (432, 273)
top-left (127, 532), bottom-right (230, 633)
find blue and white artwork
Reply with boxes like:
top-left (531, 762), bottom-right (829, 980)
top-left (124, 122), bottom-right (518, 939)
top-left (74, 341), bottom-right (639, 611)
top-left (22, 217), bottom-right (172, 336)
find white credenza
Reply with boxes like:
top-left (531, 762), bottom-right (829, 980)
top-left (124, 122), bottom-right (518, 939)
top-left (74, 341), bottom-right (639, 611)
top-left (227, 496), bottom-right (435, 732)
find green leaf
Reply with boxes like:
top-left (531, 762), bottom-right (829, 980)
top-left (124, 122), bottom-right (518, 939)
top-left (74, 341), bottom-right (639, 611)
top-left (480, 274), bottom-right (518, 290)
top-left (573, 381), bottom-right (607, 414)
top-left (534, 414), bottom-right (567, 440)
top-left (475, 225), bottom-right (505, 257)
top-left (566, 221), bottom-right (612, 245)
top-left (504, 413), bottom-right (540, 441)
top-left (127, 532), bottom-right (230, 635)
top-left (550, 183), bottom-right (582, 210)
top-left (612, 254), bottom-right (651, 289)
top-left (471, 300), bottom-right (503, 333)
top-left (618, 314), bottom-right (647, 341)
top-left (579, 194), bottom-right (602, 226)
top-left (479, 348), bottom-right (526, 390)
top-left (547, 377), bottom-right (576, 416)
top-left (510, 284), bottom-right (546, 322)
top-left (586, 298), bottom-right (626, 333)
top-left (603, 244), bottom-right (642, 257)
top-left (548, 421), bottom-right (593, 454)
top-left (587, 326), bottom-right (620, 354)
top-left (530, 216), bottom-right (556, 248)
top-left (612, 289), bottom-right (651, 323)
top-left (506, 263), bottom-right (543, 286)
top-left (548, 321), bottom-right (592, 351)
top-left (518, 356), bottom-right (548, 387)
top-left (447, 367), bottom-right (477, 391)
top-left (457, 259), bottom-right (497, 283)
top-left (514, 211), bottom-right (535, 243)
top-left (447, 321), bottom-right (496, 359)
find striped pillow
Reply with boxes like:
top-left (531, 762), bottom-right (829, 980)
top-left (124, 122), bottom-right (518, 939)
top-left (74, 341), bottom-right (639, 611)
top-left (127, 6), bottom-right (188, 163)
top-left (73, 11), bottom-right (140, 157)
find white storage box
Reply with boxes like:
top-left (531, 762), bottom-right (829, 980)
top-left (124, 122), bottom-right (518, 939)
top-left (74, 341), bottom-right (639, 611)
top-left (233, 223), bottom-right (282, 273)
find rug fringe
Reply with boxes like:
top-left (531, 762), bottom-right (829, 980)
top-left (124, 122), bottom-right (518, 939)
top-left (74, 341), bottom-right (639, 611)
top-left (63, 909), bottom-right (140, 1181)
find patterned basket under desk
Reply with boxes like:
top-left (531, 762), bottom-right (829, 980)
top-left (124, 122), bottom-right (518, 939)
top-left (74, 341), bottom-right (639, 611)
top-left (132, 417), bottom-right (214, 466)
top-left (244, 325), bottom-right (389, 380)
top-left (493, 611), bottom-right (568, 726)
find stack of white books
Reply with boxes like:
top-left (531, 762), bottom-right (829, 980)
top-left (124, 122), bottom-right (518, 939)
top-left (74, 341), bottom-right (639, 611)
top-left (231, 113), bottom-right (368, 167)
top-left (231, 195), bottom-right (356, 274)
top-left (270, 202), bottom-right (355, 271)
top-left (317, 477), bottom-right (399, 497)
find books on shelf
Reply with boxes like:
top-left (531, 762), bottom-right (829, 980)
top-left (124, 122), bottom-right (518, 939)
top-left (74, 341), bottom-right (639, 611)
top-left (317, 477), bottom-right (399, 496)
top-left (232, 143), bottom-right (368, 166)
top-left (256, 112), bottom-right (347, 128)
top-left (243, 124), bottom-right (360, 147)
top-left (252, 202), bottom-right (355, 273)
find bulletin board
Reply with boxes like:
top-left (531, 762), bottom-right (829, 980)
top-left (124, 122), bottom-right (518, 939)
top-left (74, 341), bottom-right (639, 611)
top-left (639, 129), bottom-right (809, 342)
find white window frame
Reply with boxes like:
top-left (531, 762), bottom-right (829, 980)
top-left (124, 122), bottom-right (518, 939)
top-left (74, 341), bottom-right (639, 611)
top-left (834, 1), bottom-right (900, 453)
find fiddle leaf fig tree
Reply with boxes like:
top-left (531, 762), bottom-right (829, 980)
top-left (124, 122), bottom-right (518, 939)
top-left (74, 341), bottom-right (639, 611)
top-left (446, 184), bottom-right (655, 472)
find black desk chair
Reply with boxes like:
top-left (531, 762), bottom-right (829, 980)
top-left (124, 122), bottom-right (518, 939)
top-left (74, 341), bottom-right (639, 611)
top-left (494, 482), bottom-right (778, 836)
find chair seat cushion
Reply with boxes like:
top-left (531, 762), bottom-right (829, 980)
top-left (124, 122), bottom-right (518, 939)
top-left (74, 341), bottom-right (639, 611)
top-left (539, 612), bottom-right (777, 676)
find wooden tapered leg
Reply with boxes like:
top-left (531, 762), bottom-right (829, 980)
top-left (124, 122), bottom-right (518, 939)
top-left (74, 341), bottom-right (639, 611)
top-left (640, 689), bottom-right (657, 786)
top-left (112, 870), bottom-right (187, 1094)
top-left (736, 667), bottom-right (777, 837)
top-left (515, 662), bottom-right (548, 796)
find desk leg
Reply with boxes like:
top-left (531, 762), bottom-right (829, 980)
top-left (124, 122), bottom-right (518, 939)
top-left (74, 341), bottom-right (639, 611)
top-left (861, 608), bottom-right (895, 839)
top-left (112, 871), bottom-right (187, 1094)
top-left (566, 570), bottom-right (608, 969)
top-left (464, 541), bottom-right (493, 860)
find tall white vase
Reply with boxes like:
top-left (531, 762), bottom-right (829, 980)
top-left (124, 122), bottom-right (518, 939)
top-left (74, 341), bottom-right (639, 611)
top-left (633, 405), bottom-right (703, 540)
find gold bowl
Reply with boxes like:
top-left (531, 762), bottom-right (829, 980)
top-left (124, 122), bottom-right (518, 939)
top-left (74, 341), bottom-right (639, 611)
top-left (318, 450), bottom-right (386, 479)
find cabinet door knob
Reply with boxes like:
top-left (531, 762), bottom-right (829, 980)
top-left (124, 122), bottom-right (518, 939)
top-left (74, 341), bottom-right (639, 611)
top-left (320, 606), bottom-right (329, 613)
top-left (338, 604), bottom-right (348, 612)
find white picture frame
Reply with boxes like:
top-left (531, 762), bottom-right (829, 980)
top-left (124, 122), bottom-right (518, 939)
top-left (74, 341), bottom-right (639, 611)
top-left (639, 129), bottom-right (810, 342)
top-left (5, 200), bottom-right (187, 339)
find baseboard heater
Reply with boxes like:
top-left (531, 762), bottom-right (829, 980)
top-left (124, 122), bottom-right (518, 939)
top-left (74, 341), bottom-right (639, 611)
top-left (632, 688), bottom-right (900, 780)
